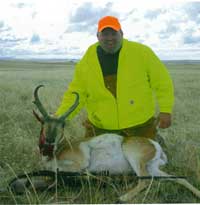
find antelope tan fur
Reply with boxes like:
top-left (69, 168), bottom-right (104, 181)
top-left (32, 85), bottom-right (200, 202)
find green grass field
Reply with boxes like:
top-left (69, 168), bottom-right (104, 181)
top-left (0, 60), bottom-right (199, 204)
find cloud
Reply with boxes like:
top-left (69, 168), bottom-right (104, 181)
top-left (158, 21), bottom-right (179, 39)
top-left (0, 36), bottom-right (27, 48)
top-left (0, 21), bottom-right (11, 32)
top-left (11, 2), bottom-right (32, 9)
top-left (0, 45), bottom-right (81, 59)
top-left (67, 2), bottom-right (119, 33)
top-left (144, 9), bottom-right (166, 20)
top-left (15, 3), bottom-right (26, 8)
top-left (0, 0), bottom-right (200, 60)
top-left (184, 34), bottom-right (200, 45)
top-left (31, 11), bottom-right (37, 19)
top-left (158, 47), bottom-right (200, 60)
top-left (1, 48), bottom-right (50, 59)
top-left (30, 34), bottom-right (40, 44)
top-left (0, 21), bottom-right (4, 28)
top-left (134, 3), bottom-right (199, 48)
top-left (183, 1), bottom-right (200, 23)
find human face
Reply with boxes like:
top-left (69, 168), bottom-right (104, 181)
top-left (97, 28), bottom-right (123, 54)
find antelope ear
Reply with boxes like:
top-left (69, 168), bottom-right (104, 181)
top-left (33, 110), bottom-right (44, 124)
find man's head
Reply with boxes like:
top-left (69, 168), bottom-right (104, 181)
top-left (97, 16), bottom-right (123, 54)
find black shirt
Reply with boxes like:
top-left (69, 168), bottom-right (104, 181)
top-left (96, 45), bottom-right (120, 76)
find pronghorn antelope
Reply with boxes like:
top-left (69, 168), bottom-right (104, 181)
top-left (19, 85), bottom-right (200, 201)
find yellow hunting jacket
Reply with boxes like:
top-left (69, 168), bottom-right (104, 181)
top-left (56, 39), bottom-right (174, 130)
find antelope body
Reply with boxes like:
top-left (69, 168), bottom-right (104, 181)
top-left (32, 85), bottom-right (200, 202)
top-left (45, 134), bottom-right (161, 175)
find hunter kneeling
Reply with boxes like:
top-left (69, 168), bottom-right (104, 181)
top-left (56, 16), bottom-right (174, 141)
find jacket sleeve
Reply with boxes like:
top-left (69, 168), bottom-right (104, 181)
top-left (55, 59), bottom-right (87, 119)
top-left (145, 46), bottom-right (174, 113)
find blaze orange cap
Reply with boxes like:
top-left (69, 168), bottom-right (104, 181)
top-left (98, 16), bottom-right (121, 32)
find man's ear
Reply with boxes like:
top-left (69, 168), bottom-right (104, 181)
top-left (97, 32), bottom-right (100, 40)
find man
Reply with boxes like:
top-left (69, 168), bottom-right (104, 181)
top-left (56, 16), bottom-right (174, 139)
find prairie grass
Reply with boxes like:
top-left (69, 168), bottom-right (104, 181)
top-left (0, 60), bottom-right (199, 204)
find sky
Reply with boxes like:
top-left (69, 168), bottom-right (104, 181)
top-left (0, 0), bottom-right (200, 60)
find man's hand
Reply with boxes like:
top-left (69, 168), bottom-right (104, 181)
top-left (158, 112), bottom-right (172, 128)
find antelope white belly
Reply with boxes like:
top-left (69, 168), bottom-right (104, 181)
top-left (87, 134), bottom-right (132, 174)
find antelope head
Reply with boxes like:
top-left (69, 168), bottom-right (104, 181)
top-left (33, 85), bottom-right (79, 158)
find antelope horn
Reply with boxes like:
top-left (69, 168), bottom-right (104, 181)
top-left (33, 109), bottom-right (44, 124)
top-left (33, 85), bottom-right (49, 119)
top-left (59, 92), bottom-right (79, 121)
